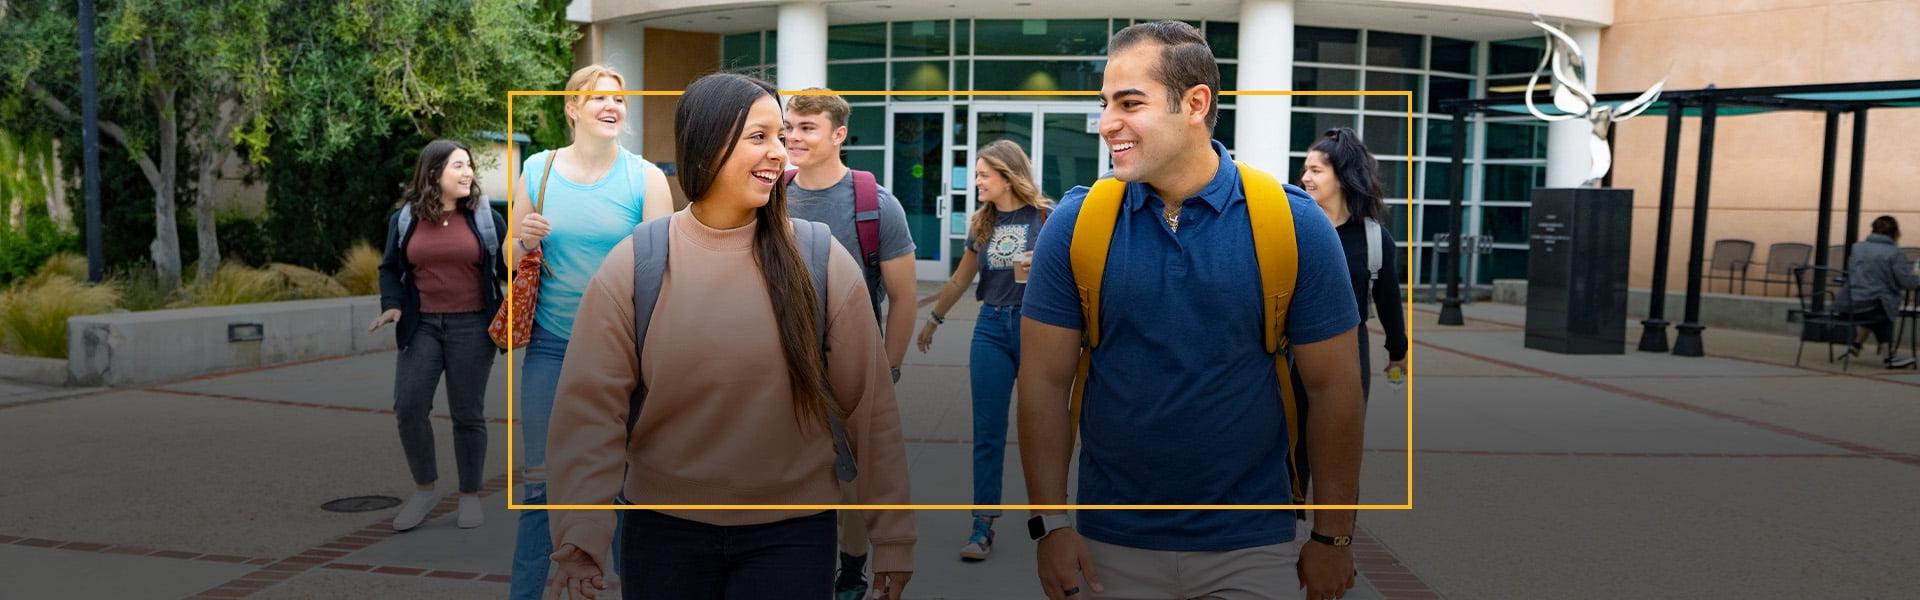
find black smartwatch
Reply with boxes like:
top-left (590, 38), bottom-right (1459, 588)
top-left (1308, 531), bottom-right (1353, 548)
top-left (1028, 514), bottom-right (1072, 540)
top-left (890, 367), bottom-right (901, 383)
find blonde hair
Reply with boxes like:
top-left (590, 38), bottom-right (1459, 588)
top-left (970, 139), bottom-right (1051, 247)
top-left (786, 88), bottom-right (851, 130)
top-left (563, 64), bottom-right (627, 130)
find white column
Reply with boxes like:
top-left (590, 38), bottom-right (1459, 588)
top-left (777, 1), bottom-right (829, 91)
top-left (1234, 0), bottom-right (1295, 175)
top-left (1544, 25), bottom-right (1601, 188)
top-left (601, 22), bottom-right (647, 153)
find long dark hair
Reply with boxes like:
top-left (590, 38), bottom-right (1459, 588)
top-left (969, 139), bottom-right (1051, 247)
top-left (675, 73), bottom-right (836, 430)
top-left (403, 139), bottom-right (482, 225)
top-left (1308, 127), bottom-right (1387, 223)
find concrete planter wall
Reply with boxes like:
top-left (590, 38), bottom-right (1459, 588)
top-left (65, 295), bottom-right (397, 387)
top-left (1491, 280), bottom-right (1801, 336)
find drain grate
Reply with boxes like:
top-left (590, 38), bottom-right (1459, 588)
top-left (321, 495), bottom-right (402, 513)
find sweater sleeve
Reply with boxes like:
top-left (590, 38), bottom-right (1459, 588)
top-left (546, 238), bottom-right (640, 573)
top-left (821, 243), bottom-right (917, 573)
top-left (377, 211), bottom-right (405, 312)
top-left (1373, 227), bottom-right (1409, 362)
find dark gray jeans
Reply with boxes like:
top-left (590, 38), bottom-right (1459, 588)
top-left (394, 311), bottom-right (495, 493)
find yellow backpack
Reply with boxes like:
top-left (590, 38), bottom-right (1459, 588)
top-left (1068, 161), bottom-right (1309, 502)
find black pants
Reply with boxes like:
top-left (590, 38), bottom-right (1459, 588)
top-left (1851, 306), bottom-right (1894, 345)
top-left (394, 311), bottom-right (495, 493)
top-left (621, 510), bottom-right (836, 600)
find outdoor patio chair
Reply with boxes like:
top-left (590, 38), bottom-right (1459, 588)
top-left (1748, 242), bottom-right (1812, 297)
top-left (1792, 265), bottom-right (1863, 371)
top-left (1901, 246), bottom-right (1920, 264)
top-left (1705, 239), bottom-right (1755, 294)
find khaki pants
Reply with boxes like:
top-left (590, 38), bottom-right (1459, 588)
top-left (1083, 536), bottom-right (1303, 600)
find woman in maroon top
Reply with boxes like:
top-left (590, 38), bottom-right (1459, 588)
top-left (372, 139), bottom-right (511, 532)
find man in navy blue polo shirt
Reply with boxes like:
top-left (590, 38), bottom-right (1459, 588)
top-left (1016, 21), bottom-right (1366, 600)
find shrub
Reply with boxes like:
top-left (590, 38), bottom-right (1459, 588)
top-left (0, 275), bottom-right (120, 358)
top-left (28, 252), bottom-right (89, 284)
top-left (174, 265), bottom-right (285, 307)
top-left (334, 241), bottom-right (382, 296)
top-left (0, 214), bottom-right (80, 285)
top-left (109, 262), bottom-right (175, 312)
top-left (267, 263), bottom-right (349, 299)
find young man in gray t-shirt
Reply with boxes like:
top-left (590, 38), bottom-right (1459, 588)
top-left (784, 89), bottom-right (917, 600)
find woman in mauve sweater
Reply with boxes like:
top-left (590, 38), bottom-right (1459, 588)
top-left (543, 73), bottom-right (915, 600)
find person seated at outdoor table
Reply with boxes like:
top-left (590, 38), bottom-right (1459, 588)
top-left (1835, 216), bottom-right (1920, 368)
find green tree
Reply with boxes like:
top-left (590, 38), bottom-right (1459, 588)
top-left (2, 0), bottom-right (573, 286)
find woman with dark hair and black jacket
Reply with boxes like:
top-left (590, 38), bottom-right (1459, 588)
top-left (372, 138), bottom-right (510, 532)
top-left (1299, 127), bottom-right (1409, 399)
top-left (1836, 216), bottom-right (1920, 368)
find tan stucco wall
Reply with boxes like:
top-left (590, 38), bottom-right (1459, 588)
top-left (1600, 0), bottom-right (1920, 290)
top-left (641, 27), bottom-right (721, 212)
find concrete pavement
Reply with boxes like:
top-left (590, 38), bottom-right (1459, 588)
top-left (1, 289), bottom-right (1915, 599)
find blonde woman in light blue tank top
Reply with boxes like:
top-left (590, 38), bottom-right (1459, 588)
top-left (504, 64), bottom-right (672, 600)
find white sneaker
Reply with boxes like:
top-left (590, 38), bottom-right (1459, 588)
top-left (457, 495), bottom-right (484, 529)
top-left (1888, 356), bottom-right (1915, 369)
top-left (392, 490), bottom-right (441, 532)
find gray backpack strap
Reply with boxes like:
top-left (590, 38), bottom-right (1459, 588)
top-left (395, 208), bottom-right (414, 249)
top-left (473, 206), bottom-right (500, 259)
top-left (793, 218), bottom-right (858, 483)
top-left (627, 215), bottom-right (674, 437)
top-left (1363, 217), bottom-right (1382, 321)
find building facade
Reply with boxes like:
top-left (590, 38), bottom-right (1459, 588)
top-left (562, 0), bottom-right (1920, 292)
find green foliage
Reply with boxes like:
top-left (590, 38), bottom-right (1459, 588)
top-left (0, 211), bottom-right (80, 285)
top-left (212, 209), bottom-right (271, 267)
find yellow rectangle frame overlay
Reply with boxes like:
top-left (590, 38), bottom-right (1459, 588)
top-left (505, 89), bottom-right (1415, 511)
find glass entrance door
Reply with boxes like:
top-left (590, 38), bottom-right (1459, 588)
top-left (886, 106), bottom-right (952, 279)
top-left (958, 103), bottom-right (1108, 269)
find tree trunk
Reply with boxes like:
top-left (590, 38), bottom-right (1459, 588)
top-left (142, 37), bottom-right (184, 290)
top-left (193, 148), bottom-right (224, 278)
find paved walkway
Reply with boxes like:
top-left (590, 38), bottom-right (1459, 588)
top-left (1, 289), bottom-right (1915, 599)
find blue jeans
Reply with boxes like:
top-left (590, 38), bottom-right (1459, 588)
top-left (621, 510), bottom-right (836, 600)
top-left (970, 304), bottom-right (1022, 518)
top-left (513, 323), bottom-right (623, 599)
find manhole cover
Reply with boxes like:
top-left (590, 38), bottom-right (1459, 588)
top-left (322, 495), bottom-right (402, 513)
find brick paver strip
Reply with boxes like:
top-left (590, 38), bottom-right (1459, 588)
top-left (197, 588), bottom-right (252, 599)
top-left (197, 554), bottom-right (254, 563)
top-left (481, 574), bottom-right (513, 584)
top-left (16, 537), bottom-right (62, 548)
top-left (57, 541), bottom-right (109, 551)
top-left (371, 566), bottom-right (428, 576)
top-left (322, 563), bottom-right (375, 572)
top-left (424, 570), bottom-right (483, 580)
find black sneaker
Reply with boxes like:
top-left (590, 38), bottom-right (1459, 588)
top-left (835, 552), bottom-right (869, 600)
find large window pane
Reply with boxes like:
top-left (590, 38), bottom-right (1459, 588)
top-left (975, 111), bottom-right (1034, 155)
top-left (1206, 21), bottom-right (1239, 59)
top-left (1479, 248), bottom-right (1529, 283)
top-left (1428, 76), bottom-right (1471, 114)
top-left (1484, 122), bottom-right (1547, 159)
top-left (846, 105), bottom-right (886, 147)
top-left (1364, 115), bottom-right (1411, 159)
top-left (1366, 31), bottom-right (1422, 68)
top-left (975, 19), bottom-right (1108, 55)
top-left (1420, 161), bottom-right (1470, 201)
top-left (1379, 159), bottom-right (1409, 199)
top-left (1489, 37), bottom-right (1545, 74)
top-left (955, 61), bottom-right (970, 90)
top-left (953, 104), bottom-right (969, 146)
top-left (723, 33), bottom-right (761, 68)
top-left (956, 20), bottom-right (971, 55)
top-left (893, 20), bottom-right (951, 58)
top-left (1431, 36), bottom-right (1475, 74)
top-left (973, 60), bottom-right (1105, 99)
top-left (1483, 164), bottom-right (1543, 202)
top-left (892, 113), bottom-right (947, 261)
top-left (828, 62), bottom-right (885, 93)
top-left (1424, 118), bottom-right (1460, 159)
top-left (1214, 108), bottom-right (1235, 151)
top-left (1421, 203), bottom-right (1457, 239)
top-left (1480, 206), bottom-right (1531, 244)
top-left (1296, 26), bottom-right (1359, 64)
top-left (1042, 113), bottom-right (1102, 201)
top-left (1292, 112), bottom-right (1356, 152)
top-left (1365, 71), bottom-right (1420, 112)
top-left (891, 61), bottom-right (949, 100)
top-left (829, 23), bottom-right (887, 60)
top-left (1294, 67), bottom-right (1358, 109)
top-left (846, 149), bottom-right (884, 175)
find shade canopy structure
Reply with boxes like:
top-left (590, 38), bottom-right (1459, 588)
top-left (1433, 79), bottom-right (1920, 357)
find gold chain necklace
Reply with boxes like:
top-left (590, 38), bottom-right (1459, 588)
top-left (1163, 204), bottom-right (1181, 232)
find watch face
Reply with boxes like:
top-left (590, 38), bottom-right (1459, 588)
top-left (1028, 516), bottom-right (1046, 540)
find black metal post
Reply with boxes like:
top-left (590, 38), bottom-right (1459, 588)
top-left (1672, 95), bottom-right (1719, 357)
top-left (1843, 107), bottom-right (1867, 269)
top-left (1438, 108), bottom-right (1468, 326)
top-left (80, 0), bottom-right (104, 282)
top-left (1638, 100), bottom-right (1685, 352)
top-left (1811, 110), bottom-right (1839, 312)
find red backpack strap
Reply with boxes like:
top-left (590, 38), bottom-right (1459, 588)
top-left (850, 169), bottom-right (882, 270)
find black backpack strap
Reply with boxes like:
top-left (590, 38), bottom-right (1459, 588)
top-left (793, 218), bottom-right (858, 483)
